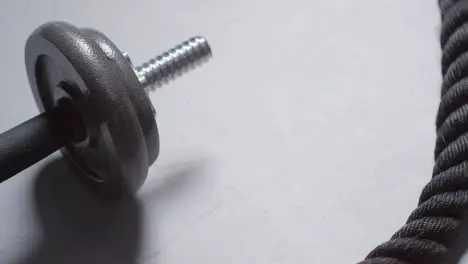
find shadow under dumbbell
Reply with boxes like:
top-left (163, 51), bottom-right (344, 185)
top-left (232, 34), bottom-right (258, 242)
top-left (17, 156), bottom-right (206, 264)
top-left (20, 158), bottom-right (142, 264)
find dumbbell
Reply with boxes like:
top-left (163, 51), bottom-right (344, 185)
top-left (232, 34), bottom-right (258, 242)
top-left (0, 21), bottom-right (212, 197)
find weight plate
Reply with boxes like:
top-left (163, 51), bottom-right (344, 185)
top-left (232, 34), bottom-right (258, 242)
top-left (79, 28), bottom-right (159, 166)
top-left (25, 22), bottom-right (148, 197)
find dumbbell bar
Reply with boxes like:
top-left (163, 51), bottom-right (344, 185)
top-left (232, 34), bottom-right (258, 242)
top-left (0, 22), bottom-right (212, 197)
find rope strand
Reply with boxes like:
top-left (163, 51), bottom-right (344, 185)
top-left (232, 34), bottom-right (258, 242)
top-left (361, 1), bottom-right (468, 263)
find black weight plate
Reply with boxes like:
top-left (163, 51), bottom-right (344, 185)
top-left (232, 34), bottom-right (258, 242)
top-left (25, 22), bottom-right (148, 197)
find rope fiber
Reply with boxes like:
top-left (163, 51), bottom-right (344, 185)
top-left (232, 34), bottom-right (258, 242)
top-left (360, 0), bottom-right (468, 263)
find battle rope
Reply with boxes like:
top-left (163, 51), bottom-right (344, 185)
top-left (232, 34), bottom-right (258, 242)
top-left (360, 1), bottom-right (468, 263)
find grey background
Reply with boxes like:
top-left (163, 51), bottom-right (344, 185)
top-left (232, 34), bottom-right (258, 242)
top-left (0, 0), bottom-right (445, 263)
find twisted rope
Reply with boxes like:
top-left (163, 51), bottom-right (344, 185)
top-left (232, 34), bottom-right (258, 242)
top-left (361, 1), bottom-right (468, 263)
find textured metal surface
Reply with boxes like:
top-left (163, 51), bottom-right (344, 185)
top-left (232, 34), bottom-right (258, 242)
top-left (80, 28), bottom-right (160, 167)
top-left (134, 36), bottom-right (212, 91)
top-left (25, 22), bottom-right (148, 197)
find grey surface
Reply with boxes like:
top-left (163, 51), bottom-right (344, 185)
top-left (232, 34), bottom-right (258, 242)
top-left (0, 0), bottom-right (442, 263)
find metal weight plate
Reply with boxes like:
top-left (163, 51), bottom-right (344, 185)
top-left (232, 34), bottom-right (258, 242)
top-left (25, 22), bottom-right (149, 197)
top-left (79, 28), bottom-right (159, 166)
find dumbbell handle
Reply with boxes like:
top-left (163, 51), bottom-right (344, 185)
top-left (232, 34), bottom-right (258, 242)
top-left (0, 107), bottom-right (74, 182)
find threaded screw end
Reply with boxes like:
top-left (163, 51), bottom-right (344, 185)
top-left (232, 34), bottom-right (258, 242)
top-left (135, 36), bottom-right (212, 91)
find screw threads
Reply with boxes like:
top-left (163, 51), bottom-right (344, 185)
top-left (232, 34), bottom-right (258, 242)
top-left (135, 36), bottom-right (212, 91)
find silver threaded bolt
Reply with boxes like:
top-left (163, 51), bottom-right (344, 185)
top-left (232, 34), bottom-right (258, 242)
top-left (133, 36), bottom-right (212, 91)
